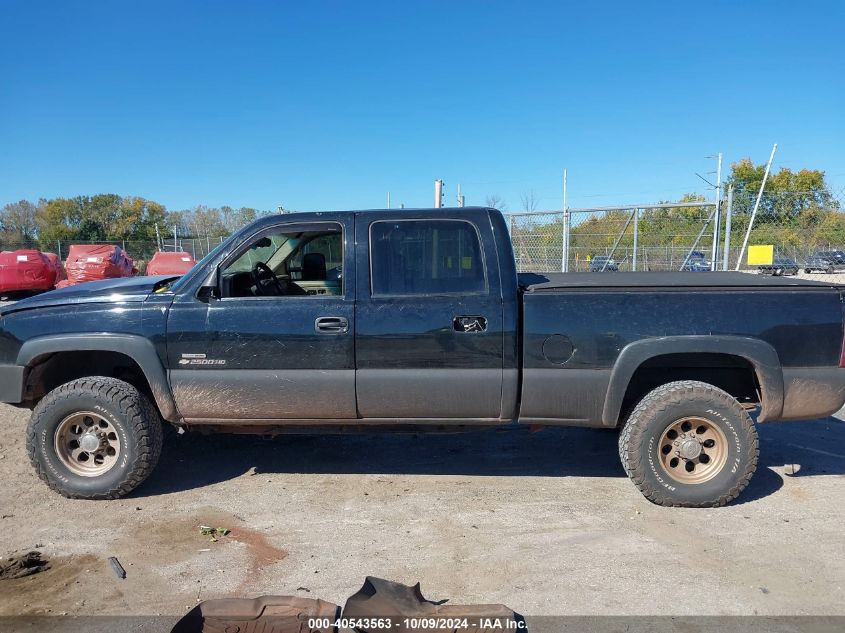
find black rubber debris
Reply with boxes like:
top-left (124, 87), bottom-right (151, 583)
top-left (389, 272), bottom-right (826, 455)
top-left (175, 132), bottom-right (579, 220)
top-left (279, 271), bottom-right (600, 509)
top-left (0, 551), bottom-right (49, 580)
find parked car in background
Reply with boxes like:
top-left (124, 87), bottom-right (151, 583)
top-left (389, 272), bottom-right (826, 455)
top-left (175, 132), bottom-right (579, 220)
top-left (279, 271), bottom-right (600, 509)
top-left (146, 251), bottom-right (196, 276)
top-left (589, 255), bottom-right (619, 272)
top-left (805, 250), bottom-right (845, 274)
top-left (682, 260), bottom-right (711, 272)
top-left (0, 249), bottom-right (58, 297)
top-left (681, 251), bottom-right (711, 272)
top-left (44, 252), bottom-right (66, 284)
top-left (57, 244), bottom-right (137, 288)
top-left (758, 256), bottom-right (799, 276)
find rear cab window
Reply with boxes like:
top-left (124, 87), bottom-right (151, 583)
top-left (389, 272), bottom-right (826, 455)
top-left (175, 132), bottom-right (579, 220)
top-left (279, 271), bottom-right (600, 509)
top-left (369, 219), bottom-right (486, 296)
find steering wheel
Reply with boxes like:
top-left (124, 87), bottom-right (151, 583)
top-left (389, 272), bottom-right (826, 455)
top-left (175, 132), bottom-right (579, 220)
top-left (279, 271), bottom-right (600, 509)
top-left (251, 262), bottom-right (285, 296)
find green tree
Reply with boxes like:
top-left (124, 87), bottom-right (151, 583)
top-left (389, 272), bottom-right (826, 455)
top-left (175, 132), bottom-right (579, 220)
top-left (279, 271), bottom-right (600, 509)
top-left (78, 194), bottom-right (122, 240)
top-left (35, 197), bottom-right (83, 242)
top-left (119, 197), bottom-right (167, 240)
top-left (726, 158), bottom-right (838, 220)
top-left (34, 194), bottom-right (169, 243)
top-left (1, 199), bottom-right (40, 240)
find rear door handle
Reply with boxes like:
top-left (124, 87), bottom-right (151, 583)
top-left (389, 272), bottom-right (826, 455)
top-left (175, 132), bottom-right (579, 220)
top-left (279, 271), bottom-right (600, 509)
top-left (315, 316), bottom-right (349, 334)
top-left (453, 315), bottom-right (487, 333)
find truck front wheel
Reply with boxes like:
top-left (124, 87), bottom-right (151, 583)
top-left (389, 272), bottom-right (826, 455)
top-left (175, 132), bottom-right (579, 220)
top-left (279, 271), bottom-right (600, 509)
top-left (26, 377), bottom-right (163, 500)
top-left (618, 380), bottom-right (758, 507)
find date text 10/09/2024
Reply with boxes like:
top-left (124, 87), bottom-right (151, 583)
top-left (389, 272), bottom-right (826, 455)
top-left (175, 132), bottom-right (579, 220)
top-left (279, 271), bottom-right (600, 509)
top-left (307, 617), bottom-right (526, 630)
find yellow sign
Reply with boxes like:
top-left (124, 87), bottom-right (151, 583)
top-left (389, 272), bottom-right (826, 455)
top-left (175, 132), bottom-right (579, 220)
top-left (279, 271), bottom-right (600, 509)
top-left (747, 245), bottom-right (774, 266)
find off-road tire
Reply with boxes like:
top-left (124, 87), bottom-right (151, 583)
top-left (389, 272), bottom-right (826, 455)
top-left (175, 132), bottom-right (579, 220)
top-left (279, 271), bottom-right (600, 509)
top-left (26, 377), bottom-right (163, 499)
top-left (618, 380), bottom-right (758, 507)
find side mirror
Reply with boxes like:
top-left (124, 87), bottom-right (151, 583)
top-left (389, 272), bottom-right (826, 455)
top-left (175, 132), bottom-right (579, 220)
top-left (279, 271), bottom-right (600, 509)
top-left (197, 285), bottom-right (218, 301)
top-left (197, 268), bottom-right (221, 301)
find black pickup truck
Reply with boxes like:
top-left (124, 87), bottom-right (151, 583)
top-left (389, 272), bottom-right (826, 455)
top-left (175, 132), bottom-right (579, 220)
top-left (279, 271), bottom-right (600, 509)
top-left (1, 207), bottom-right (844, 507)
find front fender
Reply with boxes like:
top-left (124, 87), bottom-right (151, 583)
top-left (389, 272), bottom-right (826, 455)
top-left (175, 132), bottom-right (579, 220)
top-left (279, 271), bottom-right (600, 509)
top-left (17, 333), bottom-right (179, 422)
top-left (602, 335), bottom-right (784, 425)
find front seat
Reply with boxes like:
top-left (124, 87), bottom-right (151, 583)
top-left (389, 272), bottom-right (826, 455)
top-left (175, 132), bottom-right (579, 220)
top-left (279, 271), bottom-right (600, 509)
top-left (302, 253), bottom-right (327, 281)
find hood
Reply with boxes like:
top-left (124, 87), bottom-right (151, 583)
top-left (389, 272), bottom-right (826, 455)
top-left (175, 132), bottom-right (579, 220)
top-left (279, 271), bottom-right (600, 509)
top-left (0, 275), bottom-right (178, 316)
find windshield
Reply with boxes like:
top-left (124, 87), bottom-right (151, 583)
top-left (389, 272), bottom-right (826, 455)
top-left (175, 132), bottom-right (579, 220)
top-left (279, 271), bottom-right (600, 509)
top-left (163, 232), bottom-right (242, 294)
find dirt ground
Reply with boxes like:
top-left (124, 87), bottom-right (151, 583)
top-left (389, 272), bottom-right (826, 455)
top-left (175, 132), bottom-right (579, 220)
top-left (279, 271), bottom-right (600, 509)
top-left (0, 401), bottom-right (843, 625)
top-left (1, 274), bottom-right (844, 630)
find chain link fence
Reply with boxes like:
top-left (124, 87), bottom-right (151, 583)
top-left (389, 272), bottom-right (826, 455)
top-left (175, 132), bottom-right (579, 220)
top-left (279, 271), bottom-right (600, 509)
top-left (0, 236), bottom-right (227, 273)
top-left (1, 190), bottom-right (844, 276)
top-left (507, 191), bottom-right (845, 273)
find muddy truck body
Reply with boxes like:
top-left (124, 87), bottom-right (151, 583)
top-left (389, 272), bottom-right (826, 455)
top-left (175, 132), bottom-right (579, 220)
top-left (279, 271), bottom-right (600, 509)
top-left (1, 207), bottom-right (844, 506)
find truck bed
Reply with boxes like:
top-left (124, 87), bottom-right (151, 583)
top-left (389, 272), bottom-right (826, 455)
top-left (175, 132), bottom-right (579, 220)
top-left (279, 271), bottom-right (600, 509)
top-left (517, 270), bottom-right (845, 427)
top-left (519, 271), bottom-right (841, 291)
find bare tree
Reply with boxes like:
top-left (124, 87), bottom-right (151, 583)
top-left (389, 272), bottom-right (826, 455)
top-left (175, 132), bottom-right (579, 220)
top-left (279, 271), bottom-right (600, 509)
top-left (520, 190), bottom-right (539, 212)
top-left (485, 195), bottom-right (508, 212)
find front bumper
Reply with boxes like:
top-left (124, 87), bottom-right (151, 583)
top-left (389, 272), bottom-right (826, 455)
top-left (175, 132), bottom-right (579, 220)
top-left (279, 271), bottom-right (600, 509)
top-left (0, 365), bottom-right (25, 404)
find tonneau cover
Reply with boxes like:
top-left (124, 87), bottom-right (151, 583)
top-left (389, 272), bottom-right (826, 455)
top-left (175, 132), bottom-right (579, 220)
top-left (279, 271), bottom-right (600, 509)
top-left (519, 271), bottom-right (841, 291)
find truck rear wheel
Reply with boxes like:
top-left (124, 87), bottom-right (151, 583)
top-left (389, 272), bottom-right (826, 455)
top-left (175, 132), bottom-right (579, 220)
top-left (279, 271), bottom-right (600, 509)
top-left (26, 377), bottom-right (163, 500)
top-left (618, 380), bottom-right (758, 507)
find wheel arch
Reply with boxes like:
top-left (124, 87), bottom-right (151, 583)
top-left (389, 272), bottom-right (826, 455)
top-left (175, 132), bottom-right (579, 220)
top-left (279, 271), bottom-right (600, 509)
top-left (602, 335), bottom-right (784, 426)
top-left (17, 334), bottom-right (179, 422)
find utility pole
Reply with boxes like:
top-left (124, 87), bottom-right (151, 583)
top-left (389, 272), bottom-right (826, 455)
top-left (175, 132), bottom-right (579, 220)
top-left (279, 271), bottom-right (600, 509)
top-left (710, 152), bottom-right (722, 270)
top-left (736, 143), bottom-right (777, 271)
top-left (434, 179), bottom-right (444, 208)
top-left (561, 169), bottom-right (569, 272)
top-left (722, 185), bottom-right (734, 271)
top-left (632, 207), bottom-right (639, 271)
top-left (457, 184), bottom-right (465, 207)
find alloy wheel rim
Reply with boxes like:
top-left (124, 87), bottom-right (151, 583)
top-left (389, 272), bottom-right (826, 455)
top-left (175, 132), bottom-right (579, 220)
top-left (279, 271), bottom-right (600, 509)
top-left (54, 411), bottom-right (121, 477)
top-left (657, 416), bottom-right (728, 484)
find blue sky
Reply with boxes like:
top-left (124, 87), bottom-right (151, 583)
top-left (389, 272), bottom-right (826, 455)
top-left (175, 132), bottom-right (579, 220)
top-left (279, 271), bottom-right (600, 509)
top-left (1, 1), bottom-right (843, 212)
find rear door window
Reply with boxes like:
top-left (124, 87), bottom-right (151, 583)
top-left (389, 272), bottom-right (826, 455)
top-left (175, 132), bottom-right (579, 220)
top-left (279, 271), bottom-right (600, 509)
top-left (369, 220), bottom-right (486, 296)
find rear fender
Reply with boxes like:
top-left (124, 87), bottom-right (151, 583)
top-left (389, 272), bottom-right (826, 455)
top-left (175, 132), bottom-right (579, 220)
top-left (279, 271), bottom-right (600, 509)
top-left (602, 335), bottom-right (784, 425)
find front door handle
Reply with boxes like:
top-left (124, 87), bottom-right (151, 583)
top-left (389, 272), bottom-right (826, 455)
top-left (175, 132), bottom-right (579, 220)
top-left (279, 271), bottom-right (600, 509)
top-left (315, 316), bottom-right (349, 334)
top-left (453, 315), bottom-right (487, 333)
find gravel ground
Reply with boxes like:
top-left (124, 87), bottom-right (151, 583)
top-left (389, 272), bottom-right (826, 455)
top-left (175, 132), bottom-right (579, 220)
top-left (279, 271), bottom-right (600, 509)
top-left (0, 403), bottom-right (843, 623)
top-left (748, 269), bottom-right (845, 284)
